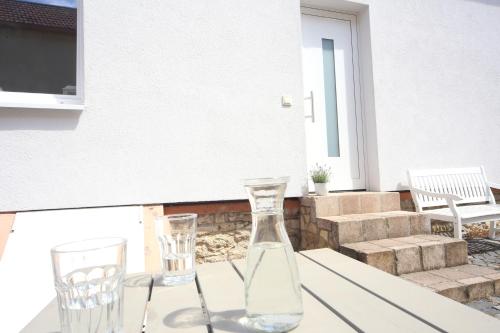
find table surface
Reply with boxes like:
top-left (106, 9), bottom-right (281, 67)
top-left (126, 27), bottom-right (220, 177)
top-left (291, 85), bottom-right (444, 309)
top-left (22, 248), bottom-right (500, 333)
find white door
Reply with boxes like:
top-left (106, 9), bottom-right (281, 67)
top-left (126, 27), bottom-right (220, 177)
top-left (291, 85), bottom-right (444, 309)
top-left (301, 9), bottom-right (365, 191)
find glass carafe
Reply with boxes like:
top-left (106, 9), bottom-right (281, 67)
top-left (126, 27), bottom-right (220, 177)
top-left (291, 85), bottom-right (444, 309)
top-left (243, 177), bottom-right (303, 332)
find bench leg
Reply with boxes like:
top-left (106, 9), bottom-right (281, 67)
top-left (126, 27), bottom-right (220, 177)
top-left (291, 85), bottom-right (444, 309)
top-left (489, 220), bottom-right (497, 239)
top-left (454, 219), bottom-right (462, 239)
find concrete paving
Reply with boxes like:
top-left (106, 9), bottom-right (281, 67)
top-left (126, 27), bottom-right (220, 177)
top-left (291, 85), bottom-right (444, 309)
top-left (465, 238), bottom-right (500, 319)
top-left (466, 296), bottom-right (500, 320)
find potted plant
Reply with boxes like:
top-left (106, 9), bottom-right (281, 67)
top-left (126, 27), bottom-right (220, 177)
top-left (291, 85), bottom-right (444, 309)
top-left (310, 164), bottom-right (331, 196)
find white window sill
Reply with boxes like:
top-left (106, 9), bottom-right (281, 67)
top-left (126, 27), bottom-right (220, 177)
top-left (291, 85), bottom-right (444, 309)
top-left (0, 101), bottom-right (84, 111)
top-left (0, 92), bottom-right (84, 111)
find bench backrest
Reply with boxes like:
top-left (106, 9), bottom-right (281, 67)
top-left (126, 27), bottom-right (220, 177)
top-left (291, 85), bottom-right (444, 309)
top-left (407, 167), bottom-right (494, 211)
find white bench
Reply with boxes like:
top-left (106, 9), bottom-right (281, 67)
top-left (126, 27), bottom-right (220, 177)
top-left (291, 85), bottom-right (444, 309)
top-left (407, 167), bottom-right (500, 239)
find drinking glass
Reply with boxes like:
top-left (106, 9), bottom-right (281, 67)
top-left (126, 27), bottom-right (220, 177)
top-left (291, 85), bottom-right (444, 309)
top-left (155, 213), bottom-right (197, 285)
top-left (51, 237), bottom-right (127, 333)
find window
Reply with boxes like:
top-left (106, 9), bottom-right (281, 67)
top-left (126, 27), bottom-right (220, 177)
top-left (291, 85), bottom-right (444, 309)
top-left (321, 38), bottom-right (340, 157)
top-left (0, 0), bottom-right (82, 109)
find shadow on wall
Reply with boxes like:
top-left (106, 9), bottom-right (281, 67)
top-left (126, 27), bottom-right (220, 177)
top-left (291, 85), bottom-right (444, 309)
top-left (464, 0), bottom-right (500, 6)
top-left (0, 109), bottom-right (80, 131)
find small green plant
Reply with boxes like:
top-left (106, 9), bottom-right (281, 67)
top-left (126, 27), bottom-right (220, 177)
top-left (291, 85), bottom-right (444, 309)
top-left (310, 164), bottom-right (331, 183)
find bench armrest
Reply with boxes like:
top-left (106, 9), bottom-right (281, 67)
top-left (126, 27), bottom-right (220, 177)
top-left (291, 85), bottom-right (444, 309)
top-left (410, 188), bottom-right (463, 201)
top-left (489, 182), bottom-right (500, 190)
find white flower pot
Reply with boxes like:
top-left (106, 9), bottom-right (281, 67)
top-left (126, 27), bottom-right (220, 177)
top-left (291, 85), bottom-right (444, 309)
top-left (314, 183), bottom-right (328, 196)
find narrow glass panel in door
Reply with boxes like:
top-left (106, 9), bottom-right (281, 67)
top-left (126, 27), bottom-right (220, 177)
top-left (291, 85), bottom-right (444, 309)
top-left (321, 38), bottom-right (340, 157)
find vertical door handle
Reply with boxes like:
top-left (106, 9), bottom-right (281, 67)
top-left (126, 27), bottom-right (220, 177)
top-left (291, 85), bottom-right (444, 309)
top-left (304, 90), bottom-right (315, 123)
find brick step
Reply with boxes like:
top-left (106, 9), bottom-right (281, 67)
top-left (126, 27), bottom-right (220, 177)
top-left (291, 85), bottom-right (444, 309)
top-left (402, 265), bottom-right (500, 303)
top-left (301, 192), bottom-right (401, 217)
top-left (340, 234), bottom-right (467, 275)
top-left (314, 211), bottom-right (429, 249)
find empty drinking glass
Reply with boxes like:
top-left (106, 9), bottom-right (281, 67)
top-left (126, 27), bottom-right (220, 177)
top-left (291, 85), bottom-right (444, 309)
top-left (155, 213), bottom-right (197, 285)
top-left (51, 237), bottom-right (127, 333)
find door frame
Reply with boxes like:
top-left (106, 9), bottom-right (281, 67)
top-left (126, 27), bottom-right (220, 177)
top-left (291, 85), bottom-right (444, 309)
top-left (301, 6), bottom-right (367, 191)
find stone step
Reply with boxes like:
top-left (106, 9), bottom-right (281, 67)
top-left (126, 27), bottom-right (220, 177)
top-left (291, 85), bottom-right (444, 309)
top-left (301, 192), bottom-right (401, 217)
top-left (401, 265), bottom-right (500, 303)
top-left (340, 234), bottom-right (468, 275)
top-left (311, 211), bottom-right (429, 250)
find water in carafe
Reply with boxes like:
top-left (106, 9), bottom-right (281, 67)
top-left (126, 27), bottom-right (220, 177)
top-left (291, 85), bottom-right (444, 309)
top-left (243, 177), bottom-right (303, 332)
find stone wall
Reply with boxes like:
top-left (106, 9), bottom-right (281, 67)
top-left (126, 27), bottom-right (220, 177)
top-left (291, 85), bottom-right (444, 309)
top-left (154, 191), bottom-right (499, 265)
top-left (299, 192), bottom-right (402, 250)
top-left (299, 203), bottom-right (326, 251)
top-left (146, 190), bottom-right (499, 269)
top-left (400, 196), bottom-right (416, 212)
top-left (164, 199), bottom-right (300, 264)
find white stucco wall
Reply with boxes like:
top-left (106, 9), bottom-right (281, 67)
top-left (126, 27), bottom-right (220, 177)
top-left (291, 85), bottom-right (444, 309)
top-left (306, 0), bottom-right (500, 191)
top-left (1, 0), bottom-right (499, 212)
top-left (367, 0), bottom-right (500, 190)
top-left (0, 0), bottom-right (307, 211)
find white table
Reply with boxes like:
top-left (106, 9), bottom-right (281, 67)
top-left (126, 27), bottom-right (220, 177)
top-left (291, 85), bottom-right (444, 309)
top-left (22, 248), bottom-right (500, 332)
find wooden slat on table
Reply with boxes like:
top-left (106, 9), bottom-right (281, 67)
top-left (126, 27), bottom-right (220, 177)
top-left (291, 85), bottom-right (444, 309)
top-left (232, 259), bottom-right (358, 333)
top-left (123, 274), bottom-right (155, 332)
top-left (20, 299), bottom-right (59, 333)
top-left (21, 273), bottom-right (152, 333)
top-left (195, 261), bottom-right (253, 333)
top-left (301, 248), bottom-right (500, 332)
top-left (145, 277), bottom-right (207, 333)
top-left (295, 254), bottom-right (437, 333)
